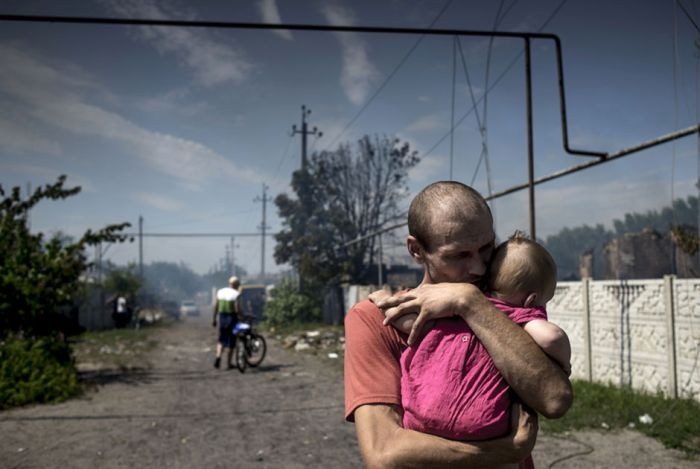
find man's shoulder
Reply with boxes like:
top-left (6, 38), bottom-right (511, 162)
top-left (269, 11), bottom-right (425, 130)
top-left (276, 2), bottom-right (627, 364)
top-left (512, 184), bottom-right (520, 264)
top-left (346, 298), bottom-right (383, 323)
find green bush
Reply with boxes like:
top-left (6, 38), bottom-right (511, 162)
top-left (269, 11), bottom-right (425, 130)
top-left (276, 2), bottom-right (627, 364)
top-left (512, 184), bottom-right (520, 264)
top-left (0, 337), bottom-right (81, 409)
top-left (263, 280), bottom-right (321, 328)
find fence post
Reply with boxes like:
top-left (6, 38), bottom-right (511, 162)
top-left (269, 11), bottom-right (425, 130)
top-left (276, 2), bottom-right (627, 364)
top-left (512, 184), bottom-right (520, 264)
top-left (582, 277), bottom-right (592, 382)
top-left (664, 275), bottom-right (678, 398)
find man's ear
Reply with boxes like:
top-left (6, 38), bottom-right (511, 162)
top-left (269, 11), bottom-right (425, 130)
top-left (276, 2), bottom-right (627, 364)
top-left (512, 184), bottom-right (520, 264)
top-left (524, 293), bottom-right (538, 307)
top-left (407, 236), bottom-right (424, 263)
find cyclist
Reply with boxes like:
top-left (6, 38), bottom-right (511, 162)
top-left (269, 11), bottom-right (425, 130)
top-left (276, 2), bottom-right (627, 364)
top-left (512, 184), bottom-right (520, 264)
top-left (212, 276), bottom-right (241, 369)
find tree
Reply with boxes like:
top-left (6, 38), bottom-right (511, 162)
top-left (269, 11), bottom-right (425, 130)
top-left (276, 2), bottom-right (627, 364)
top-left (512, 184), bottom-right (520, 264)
top-left (274, 135), bottom-right (419, 288)
top-left (103, 265), bottom-right (143, 301)
top-left (0, 176), bottom-right (131, 339)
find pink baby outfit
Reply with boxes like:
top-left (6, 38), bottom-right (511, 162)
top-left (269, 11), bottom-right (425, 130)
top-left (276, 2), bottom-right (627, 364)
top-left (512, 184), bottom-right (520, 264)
top-left (400, 298), bottom-right (547, 440)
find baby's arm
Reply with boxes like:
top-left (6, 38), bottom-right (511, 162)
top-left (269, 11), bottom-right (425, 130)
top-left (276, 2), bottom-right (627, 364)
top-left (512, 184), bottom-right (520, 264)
top-left (523, 319), bottom-right (572, 376)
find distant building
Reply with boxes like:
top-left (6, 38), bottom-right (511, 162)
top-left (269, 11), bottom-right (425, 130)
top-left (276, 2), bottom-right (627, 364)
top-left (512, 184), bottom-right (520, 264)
top-left (603, 227), bottom-right (698, 279)
top-left (385, 264), bottom-right (422, 289)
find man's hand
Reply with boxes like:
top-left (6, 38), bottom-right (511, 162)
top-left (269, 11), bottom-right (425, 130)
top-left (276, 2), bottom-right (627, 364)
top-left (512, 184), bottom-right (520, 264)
top-left (368, 289), bottom-right (392, 305)
top-left (376, 283), bottom-right (483, 345)
top-left (507, 401), bottom-right (538, 461)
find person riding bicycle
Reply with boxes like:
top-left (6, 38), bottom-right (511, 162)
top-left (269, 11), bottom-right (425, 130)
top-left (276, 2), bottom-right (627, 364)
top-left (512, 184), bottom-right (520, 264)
top-left (212, 276), bottom-right (241, 369)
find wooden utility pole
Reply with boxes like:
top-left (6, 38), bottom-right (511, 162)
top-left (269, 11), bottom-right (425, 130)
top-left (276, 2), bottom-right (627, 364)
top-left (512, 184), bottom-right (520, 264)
top-left (291, 105), bottom-right (322, 170)
top-left (254, 184), bottom-right (273, 279)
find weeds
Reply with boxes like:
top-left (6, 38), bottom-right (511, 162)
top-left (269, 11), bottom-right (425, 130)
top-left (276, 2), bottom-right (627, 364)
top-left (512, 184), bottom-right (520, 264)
top-left (71, 324), bottom-right (161, 370)
top-left (541, 379), bottom-right (700, 457)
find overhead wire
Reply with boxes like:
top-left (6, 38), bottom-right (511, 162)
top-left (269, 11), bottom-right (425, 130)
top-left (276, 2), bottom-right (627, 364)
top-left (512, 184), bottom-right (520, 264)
top-left (677, 0), bottom-right (700, 34)
top-left (422, 0), bottom-right (569, 159)
top-left (321, 0), bottom-right (455, 152)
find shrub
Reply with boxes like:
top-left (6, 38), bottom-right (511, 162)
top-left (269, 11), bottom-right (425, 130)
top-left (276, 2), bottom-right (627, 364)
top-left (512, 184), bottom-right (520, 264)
top-left (263, 280), bottom-right (321, 328)
top-left (0, 337), bottom-right (81, 409)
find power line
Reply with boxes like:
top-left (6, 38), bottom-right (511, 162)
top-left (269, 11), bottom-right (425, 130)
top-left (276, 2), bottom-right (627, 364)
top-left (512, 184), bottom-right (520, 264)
top-left (677, 0), bottom-right (700, 35)
top-left (123, 232), bottom-right (277, 237)
top-left (321, 0), bottom-right (455, 151)
top-left (422, 0), bottom-right (570, 160)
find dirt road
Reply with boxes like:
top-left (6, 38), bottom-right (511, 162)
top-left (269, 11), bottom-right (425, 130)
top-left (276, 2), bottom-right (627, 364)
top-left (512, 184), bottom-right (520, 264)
top-left (1, 318), bottom-right (696, 468)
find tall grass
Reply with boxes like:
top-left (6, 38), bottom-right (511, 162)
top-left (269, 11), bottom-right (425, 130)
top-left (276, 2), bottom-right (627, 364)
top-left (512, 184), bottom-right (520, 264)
top-left (541, 379), bottom-right (700, 457)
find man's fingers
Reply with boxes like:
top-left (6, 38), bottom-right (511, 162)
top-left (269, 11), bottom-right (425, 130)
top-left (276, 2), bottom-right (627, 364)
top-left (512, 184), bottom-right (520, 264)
top-left (382, 300), bottom-right (418, 325)
top-left (510, 401), bottom-right (538, 456)
top-left (407, 315), bottom-right (427, 345)
top-left (368, 290), bottom-right (391, 304)
top-left (374, 293), bottom-right (416, 309)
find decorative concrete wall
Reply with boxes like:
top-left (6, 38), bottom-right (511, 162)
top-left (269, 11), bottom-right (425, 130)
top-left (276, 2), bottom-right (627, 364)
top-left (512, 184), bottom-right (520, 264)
top-left (548, 276), bottom-right (700, 401)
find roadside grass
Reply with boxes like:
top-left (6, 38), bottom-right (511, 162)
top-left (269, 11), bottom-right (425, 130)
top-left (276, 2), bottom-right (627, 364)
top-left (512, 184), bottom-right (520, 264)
top-left (71, 322), bottom-right (164, 371)
top-left (541, 379), bottom-right (700, 457)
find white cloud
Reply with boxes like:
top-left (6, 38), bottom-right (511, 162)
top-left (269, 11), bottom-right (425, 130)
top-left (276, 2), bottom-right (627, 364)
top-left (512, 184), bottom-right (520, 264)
top-left (133, 191), bottom-right (183, 211)
top-left (321, 3), bottom-right (379, 105)
top-left (257, 0), bottom-right (293, 41)
top-left (406, 114), bottom-right (445, 133)
top-left (0, 42), bottom-right (263, 191)
top-left (102, 0), bottom-right (254, 86)
top-left (0, 117), bottom-right (62, 156)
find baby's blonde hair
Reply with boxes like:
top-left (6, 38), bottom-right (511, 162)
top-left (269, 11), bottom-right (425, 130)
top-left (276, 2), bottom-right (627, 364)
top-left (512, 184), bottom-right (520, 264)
top-left (488, 231), bottom-right (557, 306)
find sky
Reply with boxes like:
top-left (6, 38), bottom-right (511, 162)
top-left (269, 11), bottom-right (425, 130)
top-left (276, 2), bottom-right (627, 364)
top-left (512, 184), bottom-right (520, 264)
top-left (1, 0), bottom-right (699, 278)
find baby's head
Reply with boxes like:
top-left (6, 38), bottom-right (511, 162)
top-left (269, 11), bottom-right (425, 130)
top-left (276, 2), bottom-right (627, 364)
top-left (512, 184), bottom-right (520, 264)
top-left (487, 231), bottom-right (557, 307)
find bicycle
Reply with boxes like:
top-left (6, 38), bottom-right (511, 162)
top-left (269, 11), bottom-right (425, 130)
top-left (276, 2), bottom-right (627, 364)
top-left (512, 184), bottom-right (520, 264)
top-left (232, 315), bottom-right (267, 373)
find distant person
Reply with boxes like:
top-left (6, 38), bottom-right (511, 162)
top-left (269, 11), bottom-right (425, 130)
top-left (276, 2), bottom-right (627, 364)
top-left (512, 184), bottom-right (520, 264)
top-left (212, 276), bottom-right (241, 369)
top-left (112, 294), bottom-right (131, 328)
top-left (395, 231), bottom-right (571, 449)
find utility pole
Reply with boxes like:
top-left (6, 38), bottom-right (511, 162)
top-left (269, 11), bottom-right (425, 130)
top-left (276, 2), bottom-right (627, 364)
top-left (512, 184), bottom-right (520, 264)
top-left (290, 105), bottom-right (322, 292)
top-left (254, 184), bottom-right (273, 279)
top-left (139, 215), bottom-right (143, 278)
top-left (229, 236), bottom-right (239, 275)
top-left (291, 105), bottom-right (322, 170)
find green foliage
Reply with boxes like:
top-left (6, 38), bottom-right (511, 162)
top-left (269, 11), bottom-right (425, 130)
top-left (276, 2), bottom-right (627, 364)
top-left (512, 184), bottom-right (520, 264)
top-left (263, 280), bottom-right (321, 327)
top-left (0, 337), bottom-right (81, 409)
top-left (0, 176), bottom-right (131, 339)
top-left (541, 380), bottom-right (700, 457)
top-left (274, 135), bottom-right (419, 288)
top-left (103, 265), bottom-right (143, 297)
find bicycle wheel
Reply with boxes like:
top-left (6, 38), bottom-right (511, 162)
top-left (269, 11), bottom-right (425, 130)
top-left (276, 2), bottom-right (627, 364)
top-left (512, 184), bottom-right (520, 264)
top-left (235, 338), bottom-right (247, 373)
top-left (245, 333), bottom-right (267, 367)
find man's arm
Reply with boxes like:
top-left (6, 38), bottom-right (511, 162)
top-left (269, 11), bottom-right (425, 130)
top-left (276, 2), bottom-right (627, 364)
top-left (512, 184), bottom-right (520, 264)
top-left (523, 319), bottom-right (572, 376)
top-left (345, 300), bottom-right (538, 467)
top-left (378, 283), bottom-right (573, 418)
top-left (212, 302), bottom-right (218, 327)
top-left (354, 402), bottom-right (537, 468)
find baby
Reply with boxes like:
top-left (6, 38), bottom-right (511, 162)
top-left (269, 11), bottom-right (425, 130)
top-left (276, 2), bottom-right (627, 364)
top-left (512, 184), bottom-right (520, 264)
top-left (390, 232), bottom-right (571, 443)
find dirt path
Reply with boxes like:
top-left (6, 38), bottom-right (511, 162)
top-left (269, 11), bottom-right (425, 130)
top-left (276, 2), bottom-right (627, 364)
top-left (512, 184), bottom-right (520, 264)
top-left (0, 318), bottom-right (696, 468)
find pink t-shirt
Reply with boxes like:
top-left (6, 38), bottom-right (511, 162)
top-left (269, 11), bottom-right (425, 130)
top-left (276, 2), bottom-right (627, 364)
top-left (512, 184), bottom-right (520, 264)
top-left (400, 298), bottom-right (547, 441)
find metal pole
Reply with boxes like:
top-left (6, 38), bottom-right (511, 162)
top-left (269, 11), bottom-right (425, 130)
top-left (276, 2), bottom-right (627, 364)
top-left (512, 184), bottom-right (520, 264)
top-left (525, 38), bottom-right (536, 239)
